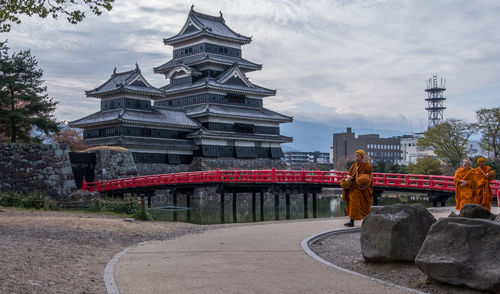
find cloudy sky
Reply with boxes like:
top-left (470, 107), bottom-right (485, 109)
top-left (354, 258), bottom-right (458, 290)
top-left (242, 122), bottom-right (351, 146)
top-left (4, 0), bottom-right (500, 133)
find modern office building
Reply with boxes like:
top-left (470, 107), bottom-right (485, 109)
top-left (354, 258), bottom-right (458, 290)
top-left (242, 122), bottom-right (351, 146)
top-left (332, 128), bottom-right (402, 166)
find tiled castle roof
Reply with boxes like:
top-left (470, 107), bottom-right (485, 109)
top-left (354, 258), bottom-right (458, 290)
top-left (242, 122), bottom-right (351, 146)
top-left (183, 103), bottom-right (293, 123)
top-left (187, 127), bottom-right (292, 143)
top-left (70, 108), bottom-right (199, 129)
top-left (164, 7), bottom-right (252, 45)
top-left (86, 65), bottom-right (164, 98)
top-left (153, 53), bottom-right (262, 74)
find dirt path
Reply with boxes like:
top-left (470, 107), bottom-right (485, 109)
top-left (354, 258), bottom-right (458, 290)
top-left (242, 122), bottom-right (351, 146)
top-left (0, 208), bottom-right (206, 294)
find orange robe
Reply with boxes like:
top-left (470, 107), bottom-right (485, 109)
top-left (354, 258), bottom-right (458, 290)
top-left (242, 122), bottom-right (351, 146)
top-left (454, 167), bottom-right (476, 210)
top-left (474, 166), bottom-right (496, 211)
top-left (342, 161), bottom-right (373, 220)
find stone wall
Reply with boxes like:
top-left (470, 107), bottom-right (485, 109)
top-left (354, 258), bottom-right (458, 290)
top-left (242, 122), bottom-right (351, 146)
top-left (135, 157), bottom-right (287, 176)
top-left (136, 163), bottom-right (191, 175)
top-left (0, 143), bottom-right (77, 199)
top-left (88, 149), bottom-right (138, 180)
top-left (191, 157), bottom-right (287, 171)
top-left (83, 149), bottom-right (288, 179)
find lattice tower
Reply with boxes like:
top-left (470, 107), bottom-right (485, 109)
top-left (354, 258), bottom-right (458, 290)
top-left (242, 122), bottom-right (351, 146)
top-left (425, 75), bottom-right (446, 128)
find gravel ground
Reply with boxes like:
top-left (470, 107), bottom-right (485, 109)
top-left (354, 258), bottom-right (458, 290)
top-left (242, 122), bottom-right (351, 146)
top-left (0, 208), bottom-right (207, 294)
top-left (310, 231), bottom-right (489, 294)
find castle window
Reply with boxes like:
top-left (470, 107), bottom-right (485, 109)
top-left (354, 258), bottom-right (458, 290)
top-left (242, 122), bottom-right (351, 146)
top-left (234, 123), bottom-right (254, 134)
top-left (226, 94), bottom-right (245, 104)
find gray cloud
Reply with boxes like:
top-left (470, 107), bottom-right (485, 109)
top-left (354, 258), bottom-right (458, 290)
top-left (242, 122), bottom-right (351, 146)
top-left (3, 0), bottom-right (499, 132)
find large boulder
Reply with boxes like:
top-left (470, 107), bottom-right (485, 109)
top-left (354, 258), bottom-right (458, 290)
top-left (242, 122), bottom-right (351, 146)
top-left (361, 203), bottom-right (436, 262)
top-left (459, 204), bottom-right (491, 219)
top-left (415, 217), bottom-right (500, 292)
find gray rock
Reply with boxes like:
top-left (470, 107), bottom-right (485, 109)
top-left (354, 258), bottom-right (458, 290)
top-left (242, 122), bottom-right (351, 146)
top-left (415, 217), bottom-right (500, 292)
top-left (459, 204), bottom-right (491, 219)
top-left (448, 211), bottom-right (459, 217)
top-left (66, 190), bottom-right (100, 202)
top-left (62, 190), bottom-right (100, 208)
top-left (369, 206), bottom-right (384, 214)
top-left (361, 203), bottom-right (436, 262)
top-left (495, 214), bottom-right (500, 222)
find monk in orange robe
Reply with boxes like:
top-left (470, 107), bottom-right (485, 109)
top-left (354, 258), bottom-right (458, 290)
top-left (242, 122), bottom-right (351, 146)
top-left (342, 149), bottom-right (373, 227)
top-left (454, 159), bottom-right (476, 210)
top-left (474, 157), bottom-right (496, 211)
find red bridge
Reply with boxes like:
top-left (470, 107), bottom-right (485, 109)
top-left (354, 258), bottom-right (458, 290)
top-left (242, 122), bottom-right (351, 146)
top-left (82, 169), bottom-right (500, 207)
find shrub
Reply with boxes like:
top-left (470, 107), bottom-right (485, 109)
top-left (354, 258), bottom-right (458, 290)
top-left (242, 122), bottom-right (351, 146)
top-left (0, 190), bottom-right (48, 209)
top-left (99, 197), bottom-right (140, 214)
top-left (133, 209), bottom-right (154, 221)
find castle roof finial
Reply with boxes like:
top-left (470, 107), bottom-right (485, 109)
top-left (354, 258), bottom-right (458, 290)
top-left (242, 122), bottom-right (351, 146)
top-left (191, 4), bottom-right (194, 11)
top-left (135, 62), bottom-right (139, 71)
top-left (112, 66), bottom-right (116, 75)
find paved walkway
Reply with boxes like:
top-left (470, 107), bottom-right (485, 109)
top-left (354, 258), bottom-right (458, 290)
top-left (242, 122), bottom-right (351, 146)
top-left (113, 207), bottom-right (498, 294)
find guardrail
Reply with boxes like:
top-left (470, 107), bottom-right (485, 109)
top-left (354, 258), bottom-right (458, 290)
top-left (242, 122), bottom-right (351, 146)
top-left (82, 169), bottom-right (500, 206)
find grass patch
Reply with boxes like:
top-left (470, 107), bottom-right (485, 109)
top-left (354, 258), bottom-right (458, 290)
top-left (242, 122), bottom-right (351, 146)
top-left (0, 191), bottom-right (57, 210)
top-left (0, 192), bottom-right (155, 220)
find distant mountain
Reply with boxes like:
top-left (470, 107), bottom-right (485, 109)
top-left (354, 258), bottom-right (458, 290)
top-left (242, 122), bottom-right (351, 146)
top-left (280, 120), bottom-right (411, 152)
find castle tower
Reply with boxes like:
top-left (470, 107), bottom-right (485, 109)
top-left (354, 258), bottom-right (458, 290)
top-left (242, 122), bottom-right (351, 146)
top-left (70, 7), bottom-right (292, 169)
top-left (153, 7), bottom-right (292, 159)
top-left (425, 75), bottom-right (446, 128)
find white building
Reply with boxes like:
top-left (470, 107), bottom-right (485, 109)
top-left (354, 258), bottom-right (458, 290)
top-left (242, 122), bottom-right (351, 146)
top-left (399, 133), bottom-right (435, 165)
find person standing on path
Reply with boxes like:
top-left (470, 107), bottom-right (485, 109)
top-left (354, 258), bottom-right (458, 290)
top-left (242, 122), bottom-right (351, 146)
top-left (474, 157), bottom-right (496, 211)
top-left (454, 158), bottom-right (476, 210)
top-left (341, 149), bottom-right (373, 227)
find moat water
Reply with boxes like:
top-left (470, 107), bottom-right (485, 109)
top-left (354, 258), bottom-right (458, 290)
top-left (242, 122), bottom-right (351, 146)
top-left (151, 189), bottom-right (465, 225)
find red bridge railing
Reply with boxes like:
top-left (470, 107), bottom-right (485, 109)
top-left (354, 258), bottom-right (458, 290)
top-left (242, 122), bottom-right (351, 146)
top-left (82, 169), bottom-right (500, 206)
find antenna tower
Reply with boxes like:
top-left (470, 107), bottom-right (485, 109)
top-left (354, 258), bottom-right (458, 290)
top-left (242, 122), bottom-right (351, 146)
top-left (425, 75), bottom-right (446, 128)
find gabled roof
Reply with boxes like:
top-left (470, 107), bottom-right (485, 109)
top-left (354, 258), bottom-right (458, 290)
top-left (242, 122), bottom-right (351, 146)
top-left (160, 64), bottom-right (276, 97)
top-left (165, 64), bottom-right (201, 79)
top-left (69, 108), bottom-right (199, 129)
top-left (183, 103), bottom-right (293, 123)
top-left (160, 76), bottom-right (276, 97)
top-left (164, 6), bottom-right (251, 45)
top-left (187, 127), bottom-right (293, 143)
top-left (216, 63), bottom-right (253, 87)
top-left (86, 65), bottom-right (164, 98)
top-left (153, 53), bottom-right (262, 74)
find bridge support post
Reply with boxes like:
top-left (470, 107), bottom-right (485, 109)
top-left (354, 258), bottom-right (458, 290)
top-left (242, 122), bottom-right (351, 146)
top-left (220, 187), bottom-right (225, 224)
top-left (232, 192), bottom-right (237, 223)
top-left (428, 193), bottom-right (441, 207)
top-left (312, 193), bottom-right (317, 218)
top-left (372, 190), bottom-right (382, 206)
top-left (147, 195), bottom-right (152, 208)
top-left (303, 193), bottom-right (308, 219)
top-left (140, 195), bottom-right (146, 215)
top-left (274, 193), bottom-right (279, 220)
top-left (260, 191), bottom-right (264, 221)
top-left (172, 189), bottom-right (177, 222)
top-left (186, 192), bottom-right (191, 223)
top-left (252, 191), bottom-right (256, 222)
top-left (285, 193), bottom-right (290, 220)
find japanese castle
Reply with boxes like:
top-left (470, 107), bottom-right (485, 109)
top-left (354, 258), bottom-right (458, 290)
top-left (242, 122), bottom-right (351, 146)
top-left (71, 7), bottom-right (292, 165)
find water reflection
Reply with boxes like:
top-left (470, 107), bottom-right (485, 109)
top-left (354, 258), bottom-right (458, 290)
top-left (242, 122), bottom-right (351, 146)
top-left (151, 190), bottom-right (457, 225)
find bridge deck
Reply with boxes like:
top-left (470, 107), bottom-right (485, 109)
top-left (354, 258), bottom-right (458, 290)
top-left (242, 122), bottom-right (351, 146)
top-left (82, 169), bottom-right (500, 206)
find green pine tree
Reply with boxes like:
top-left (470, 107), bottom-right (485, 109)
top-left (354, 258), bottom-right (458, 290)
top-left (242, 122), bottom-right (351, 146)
top-left (0, 42), bottom-right (59, 143)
